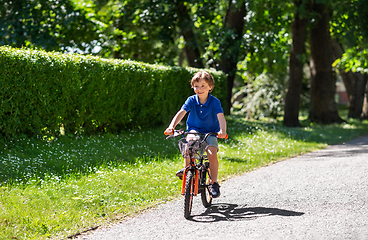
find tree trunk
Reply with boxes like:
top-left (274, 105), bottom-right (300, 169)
top-left (349, 72), bottom-right (368, 118)
top-left (331, 40), bottom-right (367, 119)
top-left (284, 1), bottom-right (308, 127)
top-left (360, 74), bottom-right (368, 119)
top-left (308, 2), bottom-right (343, 124)
top-left (216, 0), bottom-right (246, 115)
top-left (177, 2), bottom-right (204, 69)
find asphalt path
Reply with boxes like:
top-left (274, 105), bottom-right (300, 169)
top-left (76, 136), bottom-right (368, 240)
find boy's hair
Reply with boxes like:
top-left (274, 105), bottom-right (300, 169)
top-left (190, 71), bottom-right (215, 92)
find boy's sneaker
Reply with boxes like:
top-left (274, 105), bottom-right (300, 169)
top-left (209, 182), bottom-right (221, 198)
top-left (176, 168), bottom-right (185, 180)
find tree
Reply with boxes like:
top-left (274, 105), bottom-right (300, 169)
top-left (215, 0), bottom-right (246, 115)
top-left (176, 1), bottom-right (204, 68)
top-left (330, 0), bottom-right (368, 119)
top-left (78, 0), bottom-right (182, 64)
top-left (87, 0), bottom-right (368, 122)
top-left (308, 1), bottom-right (343, 123)
top-left (75, 1), bottom-right (292, 117)
top-left (6, 0), bottom-right (366, 123)
top-left (332, 40), bottom-right (367, 118)
top-left (112, 0), bottom-right (245, 114)
top-left (0, 0), bottom-right (98, 51)
top-left (284, 0), bottom-right (308, 127)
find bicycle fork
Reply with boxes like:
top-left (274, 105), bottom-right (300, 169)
top-left (181, 168), bottom-right (199, 196)
top-left (181, 162), bottom-right (212, 196)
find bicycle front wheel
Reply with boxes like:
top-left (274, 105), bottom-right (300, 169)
top-left (200, 170), bottom-right (212, 208)
top-left (184, 170), bottom-right (195, 219)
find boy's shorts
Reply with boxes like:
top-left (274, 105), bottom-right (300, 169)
top-left (188, 130), bottom-right (219, 151)
top-left (206, 135), bottom-right (219, 151)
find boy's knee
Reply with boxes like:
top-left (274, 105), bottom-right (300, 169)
top-left (207, 146), bottom-right (218, 155)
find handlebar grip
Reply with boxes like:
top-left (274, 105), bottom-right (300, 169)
top-left (164, 130), bottom-right (172, 136)
top-left (217, 133), bottom-right (228, 139)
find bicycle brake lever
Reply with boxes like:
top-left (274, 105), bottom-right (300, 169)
top-left (174, 129), bottom-right (185, 136)
top-left (165, 129), bottom-right (184, 139)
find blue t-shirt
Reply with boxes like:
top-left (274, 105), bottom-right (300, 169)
top-left (181, 94), bottom-right (224, 134)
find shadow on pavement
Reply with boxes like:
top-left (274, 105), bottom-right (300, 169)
top-left (302, 148), bottom-right (368, 160)
top-left (190, 203), bottom-right (304, 222)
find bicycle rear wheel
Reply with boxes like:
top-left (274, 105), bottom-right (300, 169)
top-left (184, 170), bottom-right (195, 219)
top-left (200, 170), bottom-right (212, 208)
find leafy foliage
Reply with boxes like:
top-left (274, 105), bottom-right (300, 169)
top-left (72, 0), bottom-right (183, 64)
top-left (333, 47), bottom-right (368, 73)
top-left (232, 72), bottom-right (287, 119)
top-left (2, 0), bottom-right (368, 121)
top-left (0, 0), bottom-right (98, 51)
top-left (331, 0), bottom-right (368, 74)
top-left (0, 46), bottom-right (226, 137)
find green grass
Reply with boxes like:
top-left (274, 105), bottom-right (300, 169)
top-left (1, 115), bottom-right (368, 239)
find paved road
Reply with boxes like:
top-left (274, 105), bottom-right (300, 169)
top-left (76, 136), bottom-right (368, 240)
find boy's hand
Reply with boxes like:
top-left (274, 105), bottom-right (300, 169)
top-left (217, 131), bottom-right (228, 139)
top-left (164, 128), bottom-right (174, 135)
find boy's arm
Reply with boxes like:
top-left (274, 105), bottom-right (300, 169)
top-left (217, 113), bottom-right (227, 138)
top-left (165, 109), bottom-right (187, 134)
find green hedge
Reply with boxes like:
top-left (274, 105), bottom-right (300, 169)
top-left (0, 46), bottom-right (227, 137)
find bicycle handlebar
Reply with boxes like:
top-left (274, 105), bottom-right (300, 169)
top-left (164, 129), bottom-right (228, 140)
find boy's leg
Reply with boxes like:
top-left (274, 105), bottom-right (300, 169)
top-left (207, 146), bottom-right (221, 198)
top-left (206, 146), bottom-right (218, 183)
top-left (176, 158), bottom-right (190, 179)
top-left (185, 158), bottom-right (190, 167)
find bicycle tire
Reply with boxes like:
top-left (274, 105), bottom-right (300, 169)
top-left (184, 170), bottom-right (195, 219)
top-left (200, 170), bottom-right (212, 208)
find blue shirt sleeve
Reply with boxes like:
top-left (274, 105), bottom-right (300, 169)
top-left (181, 96), bottom-right (194, 112)
top-left (213, 97), bottom-right (224, 115)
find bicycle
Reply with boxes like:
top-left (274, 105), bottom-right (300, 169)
top-left (165, 129), bottom-right (227, 219)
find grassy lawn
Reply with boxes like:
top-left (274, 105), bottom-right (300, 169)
top-left (1, 115), bottom-right (368, 239)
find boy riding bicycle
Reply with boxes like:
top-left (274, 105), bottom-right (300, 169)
top-left (165, 70), bottom-right (227, 198)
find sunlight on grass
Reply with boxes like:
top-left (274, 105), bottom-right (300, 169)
top-left (1, 115), bottom-right (368, 239)
top-left (0, 157), bottom-right (183, 239)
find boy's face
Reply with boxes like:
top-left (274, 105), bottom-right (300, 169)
top-left (193, 78), bottom-right (212, 98)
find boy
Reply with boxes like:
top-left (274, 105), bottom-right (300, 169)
top-left (165, 70), bottom-right (227, 198)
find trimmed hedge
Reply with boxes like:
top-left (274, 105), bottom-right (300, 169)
top-left (0, 46), bottom-right (227, 137)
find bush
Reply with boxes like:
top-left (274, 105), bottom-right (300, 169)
top-left (232, 72), bottom-right (286, 119)
top-left (0, 46), bottom-right (226, 137)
